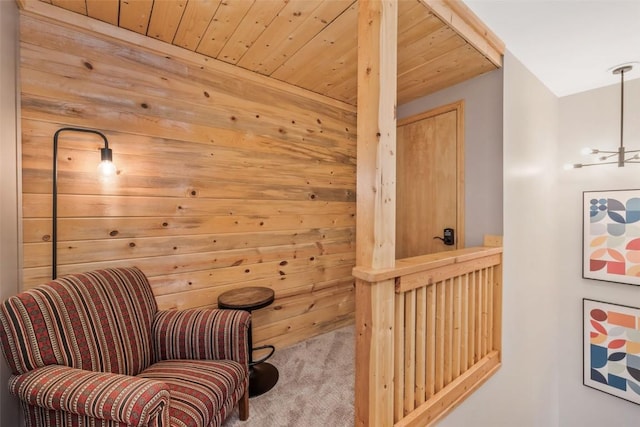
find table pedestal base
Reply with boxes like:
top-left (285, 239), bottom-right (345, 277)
top-left (249, 362), bottom-right (279, 397)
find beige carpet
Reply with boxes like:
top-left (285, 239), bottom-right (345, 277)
top-left (222, 324), bottom-right (355, 427)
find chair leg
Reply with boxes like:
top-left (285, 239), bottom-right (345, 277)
top-left (238, 389), bottom-right (249, 421)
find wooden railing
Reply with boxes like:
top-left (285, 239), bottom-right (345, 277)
top-left (353, 242), bottom-right (503, 426)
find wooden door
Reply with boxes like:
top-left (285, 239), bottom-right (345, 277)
top-left (396, 101), bottom-right (464, 259)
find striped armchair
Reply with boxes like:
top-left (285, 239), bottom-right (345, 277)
top-left (0, 267), bottom-right (250, 427)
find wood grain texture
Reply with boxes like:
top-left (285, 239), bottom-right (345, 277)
top-left (51, 0), bottom-right (85, 14)
top-left (403, 289), bottom-right (416, 416)
top-left (354, 1), bottom-right (397, 426)
top-left (118, 0), bottom-right (153, 35)
top-left (172, 0), bottom-right (221, 50)
top-left (28, 0), bottom-right (503, 105)
top-left (394, 291), bottom-right (405, 422)
top-left (418, 0), bottom-right (504, 67)
top-left (238, 0), bottom-right (351, 76)
top-left (85, 0), bottom-right (118, 25)
top-left (146, 0), bottom-right (187, 43)
top-left (19, 12), bottom-right (356, 349)
top-left (217, 0), bottom-right (287, 65)
top-left (196, 0), bottom-right (256, 58)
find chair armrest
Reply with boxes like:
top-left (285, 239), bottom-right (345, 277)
top-left (9, 365), bottom-right (170, 426)
top-left (153, 308), bottom-right (250, 367)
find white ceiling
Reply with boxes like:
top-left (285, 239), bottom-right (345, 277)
top-left (463, 0), bottom-right (640, 97)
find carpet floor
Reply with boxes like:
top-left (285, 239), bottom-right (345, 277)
top-left (222, 324), bottom-right (355, 427)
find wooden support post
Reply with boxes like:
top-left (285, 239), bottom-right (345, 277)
top-left (355, 1), bottom-right (398, 426)
top-left (356, 277), bottom-right (396, 426)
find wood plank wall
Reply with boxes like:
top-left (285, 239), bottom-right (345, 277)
top-left (19, 12), bottom-right (357, 350)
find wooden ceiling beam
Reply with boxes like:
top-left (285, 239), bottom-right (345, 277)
top-left (419, 0), bottom-right (505, 67)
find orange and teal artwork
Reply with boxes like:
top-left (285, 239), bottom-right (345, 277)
top-left (584, 190), bottom-right (640, 285)
top-left (584, 299), bottom-right (640, 405)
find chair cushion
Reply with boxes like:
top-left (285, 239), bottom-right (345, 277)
top-left (138, 359), bottom-right (245, 427)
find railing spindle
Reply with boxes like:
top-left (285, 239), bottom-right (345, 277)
top-left (426, 283), bottom-right (436, 399)
top-left (461, 273), bottom-right (469, 371)
top-left (394, 293), bottom-right (405, 423)
top-left (444, 278), bottom-right (453, 385)
top-left (453, 275), bottom-right (462, 379)
top-left (404, 290), bottom-right (416, 415)
top-left (435, 281), bottom-right (445, 393)
top-left (415, 286), bottom-right (427, 406)
top-left (489, 267), bottom-right (494, 351)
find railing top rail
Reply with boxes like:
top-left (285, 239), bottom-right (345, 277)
top-left (352, 246), bottom-right (503, 283)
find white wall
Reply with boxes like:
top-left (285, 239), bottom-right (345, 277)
top-left (438, 48), bottom-right (640, 427)
top-left (0, 1), bottom-right (21, 425)
top-left (439, 51), bottom-right (560, 426)
top-left (398, 69), bottom-right (503, 247)
top-left (557, 74), bottom-right (640, 425)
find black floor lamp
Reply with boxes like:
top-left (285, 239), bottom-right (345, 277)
top-left (52, 127), bottom-right (116, 279)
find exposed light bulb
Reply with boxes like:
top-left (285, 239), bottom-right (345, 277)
top-left (98, 160), bottom-right (117, 177)
top-left (98, 146), bottom-right (115, 177)
top-left (581, 147), bottom-right (597, 155)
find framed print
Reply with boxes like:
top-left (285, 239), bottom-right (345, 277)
top-left (583, 189), bottom-right (640, 285)
top-left (584, 298), bottom-right (640, 405)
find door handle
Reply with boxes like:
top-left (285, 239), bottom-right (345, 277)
top-left (433, 228), bottom-right (455, 246)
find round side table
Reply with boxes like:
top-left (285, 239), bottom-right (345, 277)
top-left (218, 287), bottom-right (279, 397)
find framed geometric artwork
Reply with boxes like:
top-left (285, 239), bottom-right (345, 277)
top-left (583, 189), bottom-right (640, 286)
top-left (584, 298), bottom-right (640, 405)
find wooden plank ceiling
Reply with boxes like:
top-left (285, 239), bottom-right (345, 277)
top-left (37, 0), bottom-right (502, 105)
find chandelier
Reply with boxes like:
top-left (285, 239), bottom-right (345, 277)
top-left (565, 64), bottom-right (639, 169)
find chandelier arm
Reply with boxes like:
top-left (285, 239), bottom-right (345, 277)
top-left (579, 161), bottom-right (620, 167)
